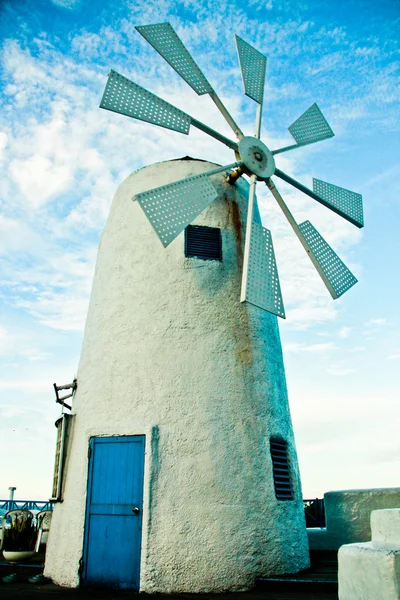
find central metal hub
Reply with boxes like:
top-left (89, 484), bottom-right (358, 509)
top-left (238, 136), bottom-right (276, 179)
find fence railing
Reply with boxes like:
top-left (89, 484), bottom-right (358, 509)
top-left (2, 498), bottom-right (323, 526)
top-left (303, 498), bottom-right (325, 528)
top-left (0, 500), bottom-right (54, 513)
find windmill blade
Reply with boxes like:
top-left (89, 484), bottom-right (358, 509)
top-left (241, 221), bottom-right (285, 317)
top-left (297, 220), bottom-right (358, 298)
top-left (313, 178), bottom-right (364, 228)
top-left (267, 179), bottom-right (358, 299)
top-left (100, 70), bottom-right (238, 151)
top-left (135, 163), bottom-right (241, 247)
top-left (100, 69), bottom-right (191, 134)
top-left (136, 23), bottom-right (244, 139)
top-left (274, 168), bottom-right (364, 228)
top-left (272, 103), bottom-right (334, 155)
top-left (240, 174), bottom-right (285, 317)
top-left (136, 23), bottom-right (213, 95)
top-left (235, 35), bottom-right (267, 106)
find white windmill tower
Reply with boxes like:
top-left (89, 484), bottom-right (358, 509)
top-left (44, 24), bottom-right (363, 592)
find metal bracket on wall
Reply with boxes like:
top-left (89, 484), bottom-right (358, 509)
top-left (53, 380), bottom-right (77, 411)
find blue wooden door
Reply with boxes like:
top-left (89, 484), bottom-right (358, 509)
top-left (82, 435), bottom-right (145, 589)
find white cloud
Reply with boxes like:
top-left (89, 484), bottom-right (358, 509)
top-left (1, 0), bottom-right (398, 500)
top-left (50, 0), bottom-right (81, 8)
top-left (338, 326), bottom-right (352, 338)
top-left (386, 353), bottom-right (400, 361)
top-left (284, 342), bottom-right (337, 354)
top-left (0, 324), bottom-right (50, 361)
top-left (326, 365), bottom-right (356, 376)
top-left (365, 318), bottom-right (387, 326)
top-left (10, 154), bottom-right (72, 208)
top-left (0, 131), bottom-right (7, 160)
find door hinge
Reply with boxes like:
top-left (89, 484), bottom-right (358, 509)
top-left (88, 446), bottom-right (92, 460)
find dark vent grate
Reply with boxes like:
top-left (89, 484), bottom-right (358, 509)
top-left (185, 225), bottom-right (222, 261)
top-left (270, 439), bottom-right (293, 501)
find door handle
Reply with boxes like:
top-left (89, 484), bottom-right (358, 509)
top-left (132, 507), bottom-right (140, 515)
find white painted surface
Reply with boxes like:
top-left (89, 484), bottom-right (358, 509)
top-left (308, 488), bottom-right (400, 551)
top-left (339, 509), bottom-right (400, 600)
top-left (44, 159), bottom-right (309, 592)
top-left (372, 509), bottom-right (400, 548)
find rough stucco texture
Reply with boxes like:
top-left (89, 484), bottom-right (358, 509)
top-left (44, 159), bottom-right (309, 593)
top-left (339, 509), bottom-right (400, 600)
top-left (308, 488), bottom-right (400, 551)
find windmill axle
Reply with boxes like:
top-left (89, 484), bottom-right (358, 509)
top-left (238, 136), bottom-right (275, 179)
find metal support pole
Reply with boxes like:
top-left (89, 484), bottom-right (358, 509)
top-left (209, 92), bottom-right (244, 140)
top-left (240, 174), bottom-right (257, 303)
top-left (255, 103), bottom-right (262, 139)
top-left (266, 178), bottom-right (337, 298)
top-left (190, 117), bottom-right (239, 151)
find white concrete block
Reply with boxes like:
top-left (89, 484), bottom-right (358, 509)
top-left (372, 509), bottom-right (400, 548)
top-left (338, 543), bottom-right (400, 600)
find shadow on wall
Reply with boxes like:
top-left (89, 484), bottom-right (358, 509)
top-left (307, 488), bottom-right (400, 551)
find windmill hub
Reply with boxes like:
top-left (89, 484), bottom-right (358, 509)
top-left (238, 136), bottom-right (276, 179)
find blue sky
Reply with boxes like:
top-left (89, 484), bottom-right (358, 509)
top-left (0, 0), bottom-right (399, 499)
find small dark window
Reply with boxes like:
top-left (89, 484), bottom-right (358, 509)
top-left (270, 439), bottom-right (293, 501)
top-left (185, 225), bottom-right (222, 261)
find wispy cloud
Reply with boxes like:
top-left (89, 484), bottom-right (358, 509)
top-left (1, 0), bottom-right (399, 499)
top-left (338, 326), bottom-right (352, 338)
top-left (326, 365), bottom-right (356, 376)
top-left (364, 318), bottom-right (387, 327)
top-left (50, 0), bottom-right (82, 8)
top-left (285, 341), bottom-right (337, 354)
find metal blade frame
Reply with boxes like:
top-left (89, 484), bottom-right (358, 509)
top-left (240, 174), bottom-right (257, 301)
top-left (235, 35), bottom-right (267, 105)
top-left (135, 23), bottom-right (213, 95)
top-left (100, 69), bottom-right (191, 134)
top-left (272, 103), bottom-right (334, 154)
top-left (240, 175), bottom-right (285, 317)
top-left (313, 178), bottom-right (364, 228)
top-left (266, 179), bottom-right (358, 299)
top-left (136, 22), bottom-right (244, 139)
top-left (242, 220), bottom-right (285, 317)
top-left (274, 169), bottom-right (364, 229)
top-left (288, 102), bottom-right (334, 146)
top-left (135, 163), bottom-right (242, 247)
top-left (100, 70), bottom-right (239, 152)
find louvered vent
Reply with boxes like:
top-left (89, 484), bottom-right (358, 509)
top-left (185, 225), bottom-right (222, 261)
top-left (270, 438), bottom-right (293, 501)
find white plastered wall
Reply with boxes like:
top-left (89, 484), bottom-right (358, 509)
top-left (44, 159), bottom-right (309, 592)
top-left (339, 509), bottom-right (400, 600)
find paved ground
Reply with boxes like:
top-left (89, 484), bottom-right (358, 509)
top-left (0, 563), bottom-right (338, 600)
top-left (0, 585), bottom-right (338, 600)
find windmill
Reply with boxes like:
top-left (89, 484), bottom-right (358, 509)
top-left (44, 23), bottom-right (362, 593)
top-left (99, 22), bottom-right (363, 319)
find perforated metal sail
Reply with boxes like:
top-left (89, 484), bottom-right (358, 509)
top-left (235, 35), bottom-right (266, 105)
top-left (100, 70), bottom-right (191, 134)
top-left (244, 222), bottom-right (285, 318)
top-left (135, 23), bottom-right (213, 96)
top-left (313, 178), bottom-right (364, 228)
top-left (298, 220), bottom-right (358, 298)
top-left (135, 174), bottom-right (219, 247)
top-left (289, 103), bottom-right (334, 146)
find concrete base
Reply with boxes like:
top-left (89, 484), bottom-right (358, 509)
top-left (308, 488), bottom-right (400, 551)
top-left (339, 544), bottom-right (400, 600)
top-left (338, 509), bottom-right (400, 600)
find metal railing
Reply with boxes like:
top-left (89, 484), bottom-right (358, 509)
top-left (0, 500), bottom-right (54, 513)
top-left (303, 498), bottom-right (325, 528)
